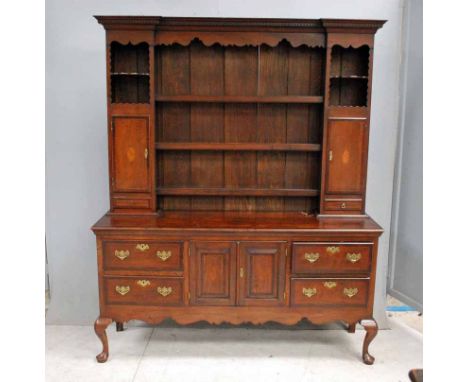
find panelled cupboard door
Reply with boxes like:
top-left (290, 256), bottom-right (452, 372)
top-left (238, 242), bottom-right (286, 306)
top-left (325, 119), bottom-right (367, 194)
top-left (190, 241), bottom-right (237, 306)
top-left (111, 116), bottom-right (150, 192)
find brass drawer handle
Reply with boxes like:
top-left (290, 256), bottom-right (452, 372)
top-left (326, 246), bottom-right (340, 254)
top-left (346, 253), bottom-right (362, 263)
top-left (135, 244), bottom-right (150, 252)
top-left (302, 287), bottom-right (317, 298)
top-left (305, 252), bottom-right (320, 263)
top-left (156, 250), bottom-right (172, 261)
top-left (137, 280), bottom-right (151, 287)
top-left (114, 250), bottom-right (130, 260)
top-left (115, 285), bottom-right (130, 295)
top-left (343, 287), bottom-right (358, 298)
top-left (323, 281), bottom-right (337, 289)
top-left (157, 286), bottom-right (172, 297)
top-left (341, 202), bottom-right (346, 209)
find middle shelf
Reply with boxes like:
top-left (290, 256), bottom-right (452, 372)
top-left (155, 142), bottom-right (321, 152)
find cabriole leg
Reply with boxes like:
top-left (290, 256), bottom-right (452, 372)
top-left (116, 322), bottom-right (124, 332)
top-left (347, 322), bottom-right (356, 333)
top-left (94, 317), bottom-right (113, 363)
top-left (360, 318), bottom-right (378, 365)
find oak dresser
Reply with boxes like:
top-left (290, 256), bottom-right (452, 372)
top-left (92, 16), bottom-right (385, 364)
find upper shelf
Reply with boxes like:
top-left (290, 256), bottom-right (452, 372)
top-left (154, 95), bottom-right (324, 104)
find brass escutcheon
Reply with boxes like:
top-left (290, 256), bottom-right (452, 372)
top-left (157, 286), bottom-right (172, 297)
top-left (343, 287), bottom-right (358, 298)
top-left (323, 281), bottom-right (337, 289)
top-left (114, 250), bottom-right (130, 260)
top-left (305, 252), bottom-right (320, 263)
top-left (137, 280), bottom-right (151, 287)
top-left (135, 244), bottom-right (150, 252)
top-left (115, 285), bottom-right (130, 296)
top-left (326, 246), bottom-right (340, 254)
top-left (302, 287), bottom-right (317, 298)
top-left (156, 250), bottom-right (172, 261)
top-left (346, 253), bottom-right (362, 263)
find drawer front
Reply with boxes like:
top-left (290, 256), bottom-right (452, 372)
top-left (103, 241), bottom-right (183, 272)
top-left (324, 199), bottom-right (362, 212)
top-left (105, 277), bottom-right (184, 306)
top-left (292, 243), bottom-right (371, 274)
top-left (291, 278), bottom-right (368, 307)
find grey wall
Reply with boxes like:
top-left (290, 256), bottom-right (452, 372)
top-left (387, 0), bottom-right (423, 311)
top-left (46, 0), bottom-right (404, 327)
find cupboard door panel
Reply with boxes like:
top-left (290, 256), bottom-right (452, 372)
top-left (238, 242), bottom-right (286, 306)
top-left (326, 119), bottom-right (366, 194)
top-left (190, 242), bottom-right (237, 306)
top-left (112, 116), bottom-right (149, 192)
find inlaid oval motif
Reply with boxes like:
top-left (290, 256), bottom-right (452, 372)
top-left (126, 147), bottom-right (136, 162)
top-left (342, 149), bottom-right (350, 164)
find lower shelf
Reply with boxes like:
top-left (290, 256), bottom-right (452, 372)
top-left (157, 188), bottom-right (319, 197)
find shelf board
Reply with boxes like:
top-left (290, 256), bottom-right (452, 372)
top-left (154, 95), bottom-right (323, 104)
top-left (155, 142), bottom-right (321, 152)
top-left (157, 187), bottom-right (319, 197)
top-left (111, 72), bottom-right (150, 76)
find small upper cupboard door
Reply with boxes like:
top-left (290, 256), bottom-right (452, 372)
top-left (326, 119), bottom-right (367, 194)
top-left (190, 242), bottom-right (237, 306)
top-left (112, 116), bottom-right (149, 192)
top-left (238, 242), bottom-right (286, 306)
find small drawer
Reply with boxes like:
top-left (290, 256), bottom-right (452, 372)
top-left (105, 277), bottom-right (184, 306)
top-left (291, 278), bottom-right (368, 307)
top-left (113, 198), bottom-right (151, 209)
top-left (324, 199), bottom-right (362, 212)
top-left (292, 242), bottom-right (372, 275)
top-left (103, 241), bottom-right (183, 272)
